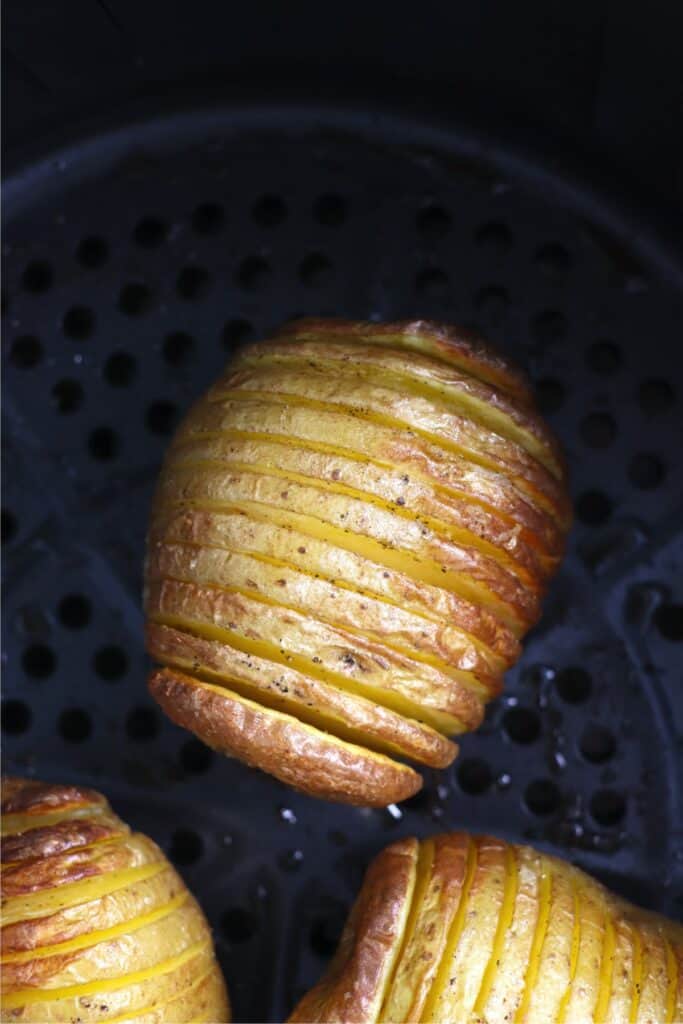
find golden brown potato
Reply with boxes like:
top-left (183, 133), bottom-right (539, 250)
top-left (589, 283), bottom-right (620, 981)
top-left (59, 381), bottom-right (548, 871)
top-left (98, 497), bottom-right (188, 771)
top-left (1, 777), bottom-right (230, 1023)
top-left (145, 318), bottom-right (570, 805)
top-left (288, 832), bottom-right (683, 1024)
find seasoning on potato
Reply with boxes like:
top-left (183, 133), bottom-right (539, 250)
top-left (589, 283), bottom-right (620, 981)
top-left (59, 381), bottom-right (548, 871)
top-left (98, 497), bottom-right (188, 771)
top-left (1, 777), bottom-right (229, 1023)
top-left (288, 832), bottom-right (683, 1024)
top-left (145, 318), bottom-right (571, 805)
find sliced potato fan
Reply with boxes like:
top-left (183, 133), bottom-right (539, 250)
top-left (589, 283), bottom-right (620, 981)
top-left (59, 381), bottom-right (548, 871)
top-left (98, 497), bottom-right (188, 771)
top-left (145, 318), bottom-right (571, 805)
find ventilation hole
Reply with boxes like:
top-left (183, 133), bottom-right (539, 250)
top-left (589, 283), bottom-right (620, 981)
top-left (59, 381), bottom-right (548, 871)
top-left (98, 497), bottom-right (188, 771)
top-left (126, 706), bottom-right (160, 741)
top-left (2, 509), bottom-right (17, 545)
top-left (309, 907), bottom-right (347, 956)
top-left (77, 236), bottom-right (109, 268)
top-left (534, 377), bottom-right (565, 414)
top-left (590, 789), bottom-right (626, 827)
top-left (222, 907), bottom-right (256, 943)
top-left (654, 603), bottom-right (683, 642)
top-left (146, 400), bottom-right (178, 435)
top-left (580, 724), bottom-right (616, 763)
top-left (475, 221), bottom-right (513, 253)
top-left (456, 757), bottom-right (492, 794)
top-left (555, 666), bottom-right (592, 703)
top-left (474, 285), bottom-right (510, 324)
top-left (169, 828), bottom-right (203, 866)
top-left (88, 427), bottom-right (119, 461)
top-left (576, 490), bottom-right (612, 526)
top-left (252, 194), bottom-right (287, 226)
top-left (176, 265), bottom-right (211, 300)
top-left (104, 351), bottom-right (136, 387)
top-left (524, 779), bottom-right (561, 816)
top-left (313, 193), bottom-right (347, 226)
top-left (532, 310), bottom-right (567, 344)
top-left (119, 283), bottom-right (153, 316)
top-left (639, 378), bottom-right (674, 416)
top-left (59, 708), bottom-right (92, 743)
top-left (180, 738), bottom-right (214, 773)
top-left (22, 260), bottom-right (53, 293)
top-left (417, 203), bottom-right (451, 239)
top-left (22, 644), bottom-right (56, 679)
top-left (222, 318), bottom-right (253, 349)
top-left (415, 266), bottom-right (448, 295)
top-left (580, 412), bottom-right (617, 448)
top-left (163, 331), bottom-right (194, 365)
top-left (58, 594), bottom-right (91, 629)
top-left (133, 217), bottom-right (167, 247)
top-left (93, 645), bottom-right (127, 681)
top-left (236, 255), bottom-right (271, 290)
top-left (503, 706), bottom-right (541, 744)
top-left (2, 699), bottom-right (32, 734)
top-left (10, 335), bottom-right (43, 369)
top-left (628, 453), bottom-right (666, 490)
top-left (2, 292), bottom-right (8, 316)
top-left (52, 378), bottom-right (84, 413)
top-left (299, 252), bottom-right (333, 287)
top-left (535, 242), bottom-right (571, 274)
top-left (63, 306), bottom-right (95, 339)
top-left (586, 341), bottom-right (621, 374)
top-left (192, 202), bottom-right (225, 235)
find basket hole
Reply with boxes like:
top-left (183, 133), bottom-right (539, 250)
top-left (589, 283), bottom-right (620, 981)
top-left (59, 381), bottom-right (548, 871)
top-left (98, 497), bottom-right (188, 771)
top-left (503, 706), bottom-right (540, 744)
top-left (580, 724), bottom-right (616, 763)
top-left (576, 490), bottom-right (612, 526)
top-left (417, 203), bottom-right (451, 239)
top-left (63, 306), bottom-right (95, 339)
top-left (222, 318), bottom-right (253, 349)
top-left (252, 194), bottom-right (287, 226)
top-left (10, 335), bottom-right (43, 369)
top-left (590, 789), bottom-right (626, 827)
top-left (580, 412), bottom-right (617, 448)
top-left (654, 603), bottom-right (683, 642)
top-left (415, 266), bottom-right (448, 295)
top-left (22, 644), bottom-right (56, 679)
top-left (456, 757), bottom-right (492, 794)
top-left (133, 217), bottom-right (167, 247)
top-left (52, 378), bottom-right (84, 413)
top-left (309, 907), bottom-right (346, 956)
top-left (524, 779), bottom-right (561, 816)
top-left (535, 242), bottom-right (571, 274)
top-left (534, 377), bottom-right (564, 414)
top-left (2, 509), bottom-right (17, 545)
top-left (236, 256), bottom-right (271, 290)
top-left (586, 340), bottom-right (621, 374)
top-left (299, 252), bottom-right (333, 287)
top-left (126, 706), bottom-right (160, 740)
top-left (532, 309), bottom-right (567, 344)
top-left (314, 193), bottom-right (347, 226)
top-left (628, 453), bottom-right (665, 490)
top-left (474, 285), bottom-right (510, 325)
top-left (163, 331), bottom-right (195, 365)
top-left (192, 202), bottom-right (226, 235)
top-left (146, 400), bottom-right (178, 435)
top-left (119, 283), bottom-right (153, 316)
top-left (22, 260), bottom-right (53, 293)
top-left (176, 265), bottom-right (211, 300)
top-left (169, 828), bottom-right (203, 865)
top-left (222, 907), bottom-right (256, 943)
top-left (475, 221), bottom-right (513, 254)
top-left (104, 351), bottom-right (136, 387)
top-left (2, 699), bottom-right (32, 734)
top-left (77, 236), bottom-right (109, 268)
top-left (180, 738), bottom-right (214, 773)
top-left (555, 666), bottom-right (592, 703)
top-left (639, 378), bottom-right (674, 416)
top-left (94, 645), bottom-right (127, 681)
top-left (58, 594), bottom-right (91, 629)
top-left (59, 708), bottom-right (92, 743)
top-left (88, 427), bottom-right (119, 461)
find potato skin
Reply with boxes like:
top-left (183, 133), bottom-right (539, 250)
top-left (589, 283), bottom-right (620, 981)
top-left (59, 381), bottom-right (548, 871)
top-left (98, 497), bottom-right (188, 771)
top-left (1, 778), bottom-right (230, 1023)
top-left (146, 318), bottom-right (571, 805)
top-left (287, 832), bottom-right (683, 1024)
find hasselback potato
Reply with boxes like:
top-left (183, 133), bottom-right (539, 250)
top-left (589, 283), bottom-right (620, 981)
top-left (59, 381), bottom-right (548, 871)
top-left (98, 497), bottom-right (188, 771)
top-left (145, 318), bottom-right (571, 805)
top-left (288, 832), bottom-right (683, 1024)
top-left (1, 778), bottom-right (229, 1023)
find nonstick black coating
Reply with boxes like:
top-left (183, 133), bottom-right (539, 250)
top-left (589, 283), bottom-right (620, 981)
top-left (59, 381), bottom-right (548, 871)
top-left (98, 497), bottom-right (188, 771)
top-left (2, 102), bottom-right (683, 1022)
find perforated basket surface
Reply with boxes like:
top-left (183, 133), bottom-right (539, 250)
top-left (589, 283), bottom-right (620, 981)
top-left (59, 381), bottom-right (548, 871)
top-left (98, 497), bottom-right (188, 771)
top-left (2, 103), bottom-right (683, 1023)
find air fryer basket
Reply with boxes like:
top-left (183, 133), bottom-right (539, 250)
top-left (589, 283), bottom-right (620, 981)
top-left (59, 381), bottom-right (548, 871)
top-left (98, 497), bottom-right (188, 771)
top-left (3, 103), bottom-right (683, 1022)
